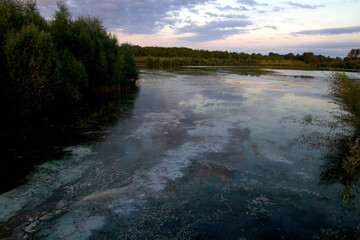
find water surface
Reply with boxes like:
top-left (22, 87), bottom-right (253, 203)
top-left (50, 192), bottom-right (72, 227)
top-left (1, 68), bottom-right (359, 239)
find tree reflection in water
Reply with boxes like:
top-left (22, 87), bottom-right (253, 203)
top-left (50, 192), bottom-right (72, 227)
top-left (320, 135), bottom-right (360, 216)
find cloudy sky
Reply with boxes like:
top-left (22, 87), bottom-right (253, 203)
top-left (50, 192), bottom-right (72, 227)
top-left (37, 0), bottom-right (360, 57)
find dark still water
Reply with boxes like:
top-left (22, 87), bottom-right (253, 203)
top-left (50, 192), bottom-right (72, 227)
top-left (1, 68), bottom-right (359, 239)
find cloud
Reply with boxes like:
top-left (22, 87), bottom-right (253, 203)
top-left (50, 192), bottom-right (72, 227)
top-left (286, 1), bottom-right (325, 9)
top-left (37, 0), bottom-right (215, 34)
top-left (237, 0), bottom-right (268, 7)
top-left (293, 26), bottom-right (360, 35)
top-left (272, 6), bottom-right (284, 12)
top-left (252, 25), bottom-right (278, 31)
top-left (257, 6), bottom-right (284, 14)
top-left (216, 5), bottom-right (249, 11)
top-left (205, 12), bottom-right (248, 19)
top-left (264, 25), bottom-right (278, 30)
top-left (237, 0), bottom-right (260, 6)
top-left (201, 20), bottom-right (252, 29)
top-left (178, 19), bottom-right (252, 41)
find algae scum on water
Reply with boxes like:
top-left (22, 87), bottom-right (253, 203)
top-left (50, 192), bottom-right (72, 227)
top-left (1, 68), bottom-right (360, 239)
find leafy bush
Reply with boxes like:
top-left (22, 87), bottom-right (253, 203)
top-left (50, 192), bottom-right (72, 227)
top-left (328, 73), bottom-right (360, 192)
top-left (119, 43), bottom-right (139, 81)
top-left (329, 73), bottom-right (360, 131)
top-left (5, 24), bottom-right (58, 114)
top-left (57, 49), bottom-right (88, 103)
top-left (0, 0), bottom-right (138, 116)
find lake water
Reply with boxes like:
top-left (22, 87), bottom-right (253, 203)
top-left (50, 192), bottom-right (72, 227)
top-left (1, 67), bottom-right (359, 239)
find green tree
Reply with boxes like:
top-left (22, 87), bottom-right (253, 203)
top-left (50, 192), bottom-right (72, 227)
top-left (57, 49), bottom-right (88, 103)
top-left (303, 52), bottom-right (319, 66)
top-left (308, 55), bottom-right (319, 66)
top-left (346, 48), bottom-right (360, 59)
top-left (50, 0), bottom-right (73, 51)
top-left (118, 43), bottom-right (138, 81)
top-left (0, 0), bottom-right (48, 113)
top-left (70, 16), bottom-right (108, 91)
top-left (0, 0), bottom-right (46, 45)
top-left (5, 24), bottom-right (59, 114)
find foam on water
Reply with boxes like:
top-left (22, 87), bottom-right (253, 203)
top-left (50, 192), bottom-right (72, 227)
top-left (263, 152), bottom-right (293, 165)
top-left (179, 94), bottom-right (229, 115)
top-left (49, 115), bottom-right (236, 237)
top-left (64, 146), bottom-right (92, 158)
top-left (45, 210), bottom-right (105, 240)
top-left (129, 110), bottom-right (185, 137)
top-left (0, 145), bottom-right (92, 222)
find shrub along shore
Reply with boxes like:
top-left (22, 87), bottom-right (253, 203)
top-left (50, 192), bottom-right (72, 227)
top-left (0, 0), bottom-right (138, 118)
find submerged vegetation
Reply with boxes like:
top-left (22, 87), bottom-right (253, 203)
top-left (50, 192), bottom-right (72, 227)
top-left (133, 46), bottom-right (360, 70)
top-left (0, 0), bottom-right (138, 117)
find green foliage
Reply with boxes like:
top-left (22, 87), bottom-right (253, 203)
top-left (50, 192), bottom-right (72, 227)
top-left (50, 0), bottom-right (72, 51)
top-left (0, 0), bottom-right (138, 116)
top-left (57, 49), bottom-right (88, 103)
top-left (5, 24), bottom-right (58, 113)
top-left (0, 0), bottom-right (28, 45)
top-left (134, 46), bottom-right (259, 64)
top-left (0, 0), bottom-right (46, 43)
top-left (70, 17), bottom-right (138, 92)
top-left (302, 52), bottom-right (319, 66)
top-left (121, 44), bottom-right (138, 78)
top-left (324, 57), bottom-right (360, 216)
top-left (329, 73), bottom-right (360, 131)
top-left (135, 46), bottom-right (360, 70)
top-left (328, 73), bottom-right (360, 209)
top-left (342, 138), bottom-right (360, 177)
top-left (346, 48), bottom-right (360, 59)
top-left (70, 16), bottom-right (108, 91)
top-left (145, 56), bottom-right (259, 69)
top-left (0, 0), bottom-right (45, 103)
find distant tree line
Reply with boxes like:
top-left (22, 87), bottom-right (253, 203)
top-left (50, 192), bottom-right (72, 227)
top-left (145, 56), bottom-right (259, 68)
top-left (133, 46), bottom-right (360, 70)
top-left (0, 0), bottom-right (138, 117)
